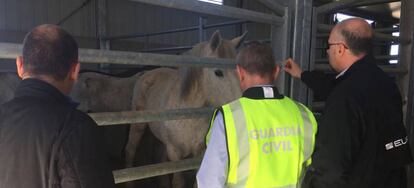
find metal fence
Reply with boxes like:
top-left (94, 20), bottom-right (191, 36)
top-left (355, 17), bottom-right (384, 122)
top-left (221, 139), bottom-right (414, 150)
top-left (1, 0), bottom-right (412, 185)
top-left (0, 0), bottom-right (290, 184)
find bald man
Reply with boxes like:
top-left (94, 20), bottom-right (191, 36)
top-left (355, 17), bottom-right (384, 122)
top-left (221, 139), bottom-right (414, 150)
top-left (0, 25), bottom-right (115, 188)
top-left (285, 18), bottom-right (412, 188)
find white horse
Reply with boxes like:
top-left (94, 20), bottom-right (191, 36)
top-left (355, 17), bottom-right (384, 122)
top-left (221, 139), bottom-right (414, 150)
top-left (126, 31), bottom-right (246, 187)
top-left (70, 70), bottom-right (147, 170)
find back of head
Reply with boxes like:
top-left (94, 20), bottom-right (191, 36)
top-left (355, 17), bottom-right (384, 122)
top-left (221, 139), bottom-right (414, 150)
top-left (236, 41), bottom-right (275, 77)
top-left (22, 24), bottom-right (78, 81)
top-left (337, 18), bottom-right (373, 56)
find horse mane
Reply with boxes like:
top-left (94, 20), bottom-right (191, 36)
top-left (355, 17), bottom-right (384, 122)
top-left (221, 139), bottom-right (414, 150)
top-left (179, 43), bottom-right (204, 100)
top-left (179, 67), bottom-right (203, 100)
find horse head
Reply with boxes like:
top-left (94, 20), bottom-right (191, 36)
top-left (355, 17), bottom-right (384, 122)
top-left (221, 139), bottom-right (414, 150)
top-left (180, 31), bottom-right (247, 107)
top-left (71, 71), bottom-right (140, 113)
top-left (71, 73), bottom-right (101, 113)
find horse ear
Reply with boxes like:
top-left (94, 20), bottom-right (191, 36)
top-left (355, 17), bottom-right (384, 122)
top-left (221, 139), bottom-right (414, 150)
top-left (231, 31), bottom-right (248, 49)
top-left (209, 30), bottom-right (222, 51)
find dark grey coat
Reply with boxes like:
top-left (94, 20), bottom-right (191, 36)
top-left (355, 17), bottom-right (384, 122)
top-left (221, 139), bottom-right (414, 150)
top-left (302, 55), bottom-right (412, 188)
top-left (0, 79), bottom-right (115, 188)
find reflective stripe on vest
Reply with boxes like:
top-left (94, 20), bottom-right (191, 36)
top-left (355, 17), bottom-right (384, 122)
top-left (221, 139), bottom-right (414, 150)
top-left (221, 97), bottom-right (317, 188)
top-left (294, 102), bottom-right (315, 186)
top-left (227, 183), bottom-right (298, 188)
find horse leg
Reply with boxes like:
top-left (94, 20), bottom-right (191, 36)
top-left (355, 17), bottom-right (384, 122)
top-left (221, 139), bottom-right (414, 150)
top-left (125, 123), bottom-right (147, 167)
top-left (124, 123), bottom-right (147, 188)
top-left (165, 144), bottom-right (187, 188)
top-left (158, 147), bottom-right (172, 188)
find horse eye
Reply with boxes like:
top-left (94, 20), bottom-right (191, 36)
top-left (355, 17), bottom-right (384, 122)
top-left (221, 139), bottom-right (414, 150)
top-left (215, 70), bottom-right (224, 77)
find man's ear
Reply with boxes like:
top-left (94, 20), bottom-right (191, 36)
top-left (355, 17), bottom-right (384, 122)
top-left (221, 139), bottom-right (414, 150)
top-left (236, 65), bottom-right (244, 82)
top-left (70, 62), bottom-right (80, 82)
top-left (272, 65), bottom-right (280, 81)
top-left (338, 44), bottom-right (347, 56)
top-left (16, 56), bottom-right (25, 79)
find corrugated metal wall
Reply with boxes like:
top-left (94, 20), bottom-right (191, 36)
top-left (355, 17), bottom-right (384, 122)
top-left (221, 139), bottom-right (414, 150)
top-left (0, 0), bottom-right (277, 50)
top-left (0, 0), bottom-right (280, 71)
top-left (0, 0), bottom-right (97, 40)
top-left (107, 0), bottom-right (242, 52)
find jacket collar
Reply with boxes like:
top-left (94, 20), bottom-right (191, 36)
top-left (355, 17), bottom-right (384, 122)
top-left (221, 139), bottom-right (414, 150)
top-left (242, 85), bottom-right (284, 99)
top-left (14, 78), bottom-right (79, 108)
top-left (336, 54), bottom-right (375, 82)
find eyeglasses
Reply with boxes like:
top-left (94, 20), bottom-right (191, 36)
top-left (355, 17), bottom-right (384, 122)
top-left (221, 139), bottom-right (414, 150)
top-left (327, 42), bottom-right (348, 50)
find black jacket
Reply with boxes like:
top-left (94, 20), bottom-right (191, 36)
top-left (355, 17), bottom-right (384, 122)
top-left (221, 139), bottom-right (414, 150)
top-left (302, 55), bottom-right (412, 188)
top-left (0, 79), bottom-right (115, 188)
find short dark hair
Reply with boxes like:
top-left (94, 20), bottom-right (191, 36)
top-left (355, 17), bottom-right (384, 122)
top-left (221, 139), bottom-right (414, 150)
top-left (341, 29), bottom-right (373, 56)
top-left (236, 41), bottom-right (275, 77)
top-left (22, 24), bottom-right (78, 81)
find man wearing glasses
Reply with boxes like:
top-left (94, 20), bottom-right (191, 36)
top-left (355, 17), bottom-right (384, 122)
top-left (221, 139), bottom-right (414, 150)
top-left (284, 18), bottom-right (412, 188)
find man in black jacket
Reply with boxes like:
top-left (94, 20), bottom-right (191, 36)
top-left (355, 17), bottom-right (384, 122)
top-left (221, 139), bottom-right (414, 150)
top-left (0, 24), bottom-right (115, 188)
top-left (284, 18), bottom-right (412, 188)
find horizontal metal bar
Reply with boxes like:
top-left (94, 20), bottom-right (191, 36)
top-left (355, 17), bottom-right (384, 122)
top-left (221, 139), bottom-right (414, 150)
top-left (373, 32), bottom-right (400, 42)
top-left (352, 0), bottom-right (401, 7)
top-left (0, 42), bottom-right (20, 59)
top-left (204, 20), bottom-right (250, 29)
top-left (141, 37), bottom-right (271, 53)
top-left (312, 102), bottom-right (325, 111)
top-left (89, 107), bottom-right (215, 126)
top-left (0, 42), bottom-right (237, 68)
top-left (317, 24), bottom-right (400, 42)
top-left (318, 24), bottom-right (400, 33)
top-left (140, 46), bottom-right (193, 53)
top-left (106, 26), bottom-right (198, 41)
top-left (317, 0), bottom-right (361, 14)
top-left (315, 55), bottom-right (399, 63)
top-left (317, 28), bottom-right (399, 38)
top-left (113, 157), bottom-right (201, 184)
top-left (317, 0), bottom-right (400, 14)
top-left (129, 0), bottom-right (284, 25)
top-left (245, 39), bottom-right (271, 44)
top-left (375, 27), bottom-right (400, 33)
top-left (256, 0), bottom-right (286, 17)
top-left (106, 20), bottom-right (249, 41)
top-left (314, 64), bottom-right (407, 74)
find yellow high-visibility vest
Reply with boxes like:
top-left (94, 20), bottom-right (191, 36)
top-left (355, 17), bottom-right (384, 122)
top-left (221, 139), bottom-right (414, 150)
top-left (206, 96), bottom-right (317, 188)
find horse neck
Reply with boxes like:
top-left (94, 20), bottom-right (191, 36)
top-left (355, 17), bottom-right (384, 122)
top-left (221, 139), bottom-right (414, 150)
top-left (178, 67), bottom-right (207, 107)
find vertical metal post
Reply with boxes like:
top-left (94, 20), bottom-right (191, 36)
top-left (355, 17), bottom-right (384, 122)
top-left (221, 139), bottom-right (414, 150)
top-left (399, 0), bottom-right (414, 115)
top-left (239, 0), bottom-right (245, 36)
top-left (290, 0), bottom-right (314, 104)
top-left (305, 7), bottom-right (319, 108)
top-left (98, 0), bottom-right (110, 72)
top-left (271, 6), bottom-right (290, 94)
top-left (400, 0), bottom-right (414, 186)
top-left (198, 17), bottom-right (204, 42)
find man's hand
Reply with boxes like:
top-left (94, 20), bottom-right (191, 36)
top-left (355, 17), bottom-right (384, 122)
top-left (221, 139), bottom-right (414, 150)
top-left (283, 58), bottom-right (303, 79)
